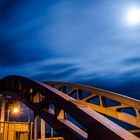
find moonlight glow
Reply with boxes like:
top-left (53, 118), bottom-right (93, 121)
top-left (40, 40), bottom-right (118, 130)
top-left (125, 6), bottom-right (140, 26)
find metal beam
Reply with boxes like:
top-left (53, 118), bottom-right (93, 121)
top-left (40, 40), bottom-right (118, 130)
top-left (0, 76), bottom-right (140, 140)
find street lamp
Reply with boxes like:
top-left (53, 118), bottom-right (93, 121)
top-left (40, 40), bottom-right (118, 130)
top-left (7, 106), bottom-right (20, 121)
top-left (13, 107), bottom-right (19, 114)
top-left (7, 99), bottom-right (22, 122)
top-left (12, 106), bottom-right (20, 122)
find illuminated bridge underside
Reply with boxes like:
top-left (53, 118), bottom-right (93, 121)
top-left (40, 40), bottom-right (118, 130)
top-left (0, 76), bottom-right (139, 140)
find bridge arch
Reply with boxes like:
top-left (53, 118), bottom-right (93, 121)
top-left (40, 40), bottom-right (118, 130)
top-left (0, 76), bottom-right (139, 140)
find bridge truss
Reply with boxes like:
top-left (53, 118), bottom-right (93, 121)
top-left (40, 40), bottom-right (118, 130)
top-left (0, 76), bottom-right (139, 140)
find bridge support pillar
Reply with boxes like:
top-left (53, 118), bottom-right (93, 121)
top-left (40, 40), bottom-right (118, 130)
top-left (41, 119), bottom-right (46, 140)
top-left (1, 95), bottom-right (6, 121)
top-left (33, 114), bottom-right (38, 140)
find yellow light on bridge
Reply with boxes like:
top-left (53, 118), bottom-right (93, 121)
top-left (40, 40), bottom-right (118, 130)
top-left (13, 107), bottom-right (19, 113)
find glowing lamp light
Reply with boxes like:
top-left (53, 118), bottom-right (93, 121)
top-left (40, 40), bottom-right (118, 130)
top-left (13, 107), bottom-right (19, 113)
top-left (125, 7), bottom-right (140, 26)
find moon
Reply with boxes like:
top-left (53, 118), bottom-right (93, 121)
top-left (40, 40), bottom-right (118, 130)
top-left (125, 6), bottom-right (140, 26)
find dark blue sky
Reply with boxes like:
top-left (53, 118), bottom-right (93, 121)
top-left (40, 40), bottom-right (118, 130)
top-left (1, 0), bottom-right (140, 99)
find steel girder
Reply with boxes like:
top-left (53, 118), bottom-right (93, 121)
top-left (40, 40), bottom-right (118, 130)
top-left (0, 76), bottom-right (139, 140)
top-left (46, 82), bottom-right (140, 129)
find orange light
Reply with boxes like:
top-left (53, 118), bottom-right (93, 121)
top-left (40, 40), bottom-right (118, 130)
top-left (13, 108), bottom-right (19, 113)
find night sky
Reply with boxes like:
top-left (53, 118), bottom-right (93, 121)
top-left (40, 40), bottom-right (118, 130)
top-left (1, 0), bottom-right (140, 99)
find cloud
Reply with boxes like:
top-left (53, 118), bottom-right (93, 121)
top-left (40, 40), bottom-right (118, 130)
top-left (122, 57), bottom-right (140, 65)
top-left (1, 0), bottom-right (140, 100)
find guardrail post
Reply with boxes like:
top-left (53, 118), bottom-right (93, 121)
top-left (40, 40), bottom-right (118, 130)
top-left (41, 119), bottom-right (45, 140)
top-left (1, 95), bottom-right (6, 122)
top-left (0, 95), bottom-right (6, 140)
top-left (33, 114), bottom-right (38, 140)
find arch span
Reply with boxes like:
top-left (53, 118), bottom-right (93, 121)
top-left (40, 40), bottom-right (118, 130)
top-left (0, 76), bottom-right (139, 140)
top-left (46, 82), bottom-right (140, 128)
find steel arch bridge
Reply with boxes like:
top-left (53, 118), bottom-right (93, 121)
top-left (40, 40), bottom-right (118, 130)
top-left (0, 75), bottom-right (140, 140)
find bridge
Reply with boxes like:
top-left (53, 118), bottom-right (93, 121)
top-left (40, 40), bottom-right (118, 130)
top-left (0, 75), bottom-right (140, 140)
